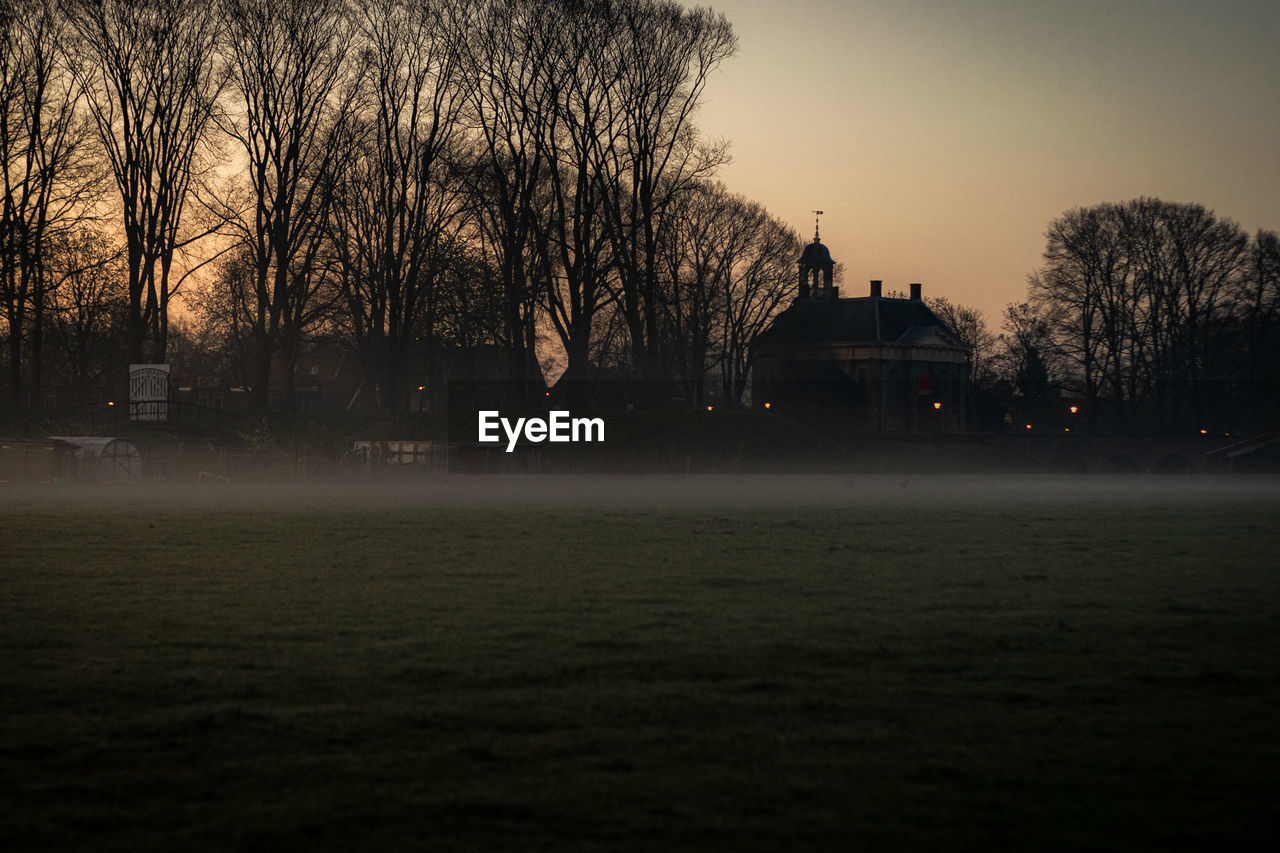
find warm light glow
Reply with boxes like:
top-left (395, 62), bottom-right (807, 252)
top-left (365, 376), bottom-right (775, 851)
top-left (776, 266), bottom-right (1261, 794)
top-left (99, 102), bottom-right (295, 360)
top-left (696, 3), bottom-right (1277, 322)
top-left (1200, 429), bottom-right (1208, 434)
top-left (417, 385), bottom-right (425, 391)
top-left (107, 401), bottom-right (114, 406)
top-left (1064, 427), bottom-right (1070, 432)
top-left (1025, 424), bottom-right (1032, 430)
top-left (1069, 405), bottom-right (1079, 414)
top-left (706, 405), bottom-right (714, 412)
top-left (763, 402), bottom-right (771, 410)
top-left (932, 401), bottom-right (942, 410)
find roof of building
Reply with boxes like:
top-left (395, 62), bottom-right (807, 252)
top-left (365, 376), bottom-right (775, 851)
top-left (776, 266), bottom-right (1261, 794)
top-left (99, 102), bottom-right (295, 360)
top-left (755, 296), bottom-right (965, 349)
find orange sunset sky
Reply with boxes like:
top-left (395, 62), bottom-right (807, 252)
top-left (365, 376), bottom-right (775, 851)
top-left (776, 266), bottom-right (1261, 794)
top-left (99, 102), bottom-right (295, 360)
top-left (695, 0), bottom-right (1280, 322)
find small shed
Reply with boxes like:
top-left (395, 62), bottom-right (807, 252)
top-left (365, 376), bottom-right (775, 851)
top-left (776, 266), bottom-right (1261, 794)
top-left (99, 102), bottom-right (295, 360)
top-left (49, 436), bottom-right (144, 484)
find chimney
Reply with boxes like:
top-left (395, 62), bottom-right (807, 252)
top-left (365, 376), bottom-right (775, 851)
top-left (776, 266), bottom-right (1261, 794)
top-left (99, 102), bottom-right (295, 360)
top-left (870, 280), bottom-right (882, 298)
top-left (910, 282), bottom-right (922, 301)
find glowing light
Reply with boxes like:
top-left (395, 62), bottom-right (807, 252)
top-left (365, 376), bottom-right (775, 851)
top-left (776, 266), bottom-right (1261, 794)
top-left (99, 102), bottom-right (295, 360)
top-left (1064, 427), bottom-right (1070, 432)
top-left (763, 402), bottom-right (771, 410)
top-left (417, 385), bottom-right (425, 391)
top-left (1069, 405), bottom-right (1079, 414)
top-left (706, 405), bottom-right (714, 412)
top-left (1200, 429), bottom-right (1208, 434)
top-left (932, 401), bottom-right (942, 410)
top-left (1025, 424), bottom-right (1033, 430)
top-left (107, 401), bottom-right (115, 406)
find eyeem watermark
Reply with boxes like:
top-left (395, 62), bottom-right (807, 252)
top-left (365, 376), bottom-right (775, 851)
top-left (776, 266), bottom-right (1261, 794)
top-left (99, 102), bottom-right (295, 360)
top-left (478, 410), bottom-right (605, 452)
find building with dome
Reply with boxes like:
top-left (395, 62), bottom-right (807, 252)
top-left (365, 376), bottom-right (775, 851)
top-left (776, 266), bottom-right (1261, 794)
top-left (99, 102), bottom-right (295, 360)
top-left (751, 232), bottom-right (969, 433)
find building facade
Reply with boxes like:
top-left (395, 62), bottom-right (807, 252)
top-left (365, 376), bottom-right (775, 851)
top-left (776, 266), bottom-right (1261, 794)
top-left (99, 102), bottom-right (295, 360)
top-left (751, 236), bottom-right (969, 433)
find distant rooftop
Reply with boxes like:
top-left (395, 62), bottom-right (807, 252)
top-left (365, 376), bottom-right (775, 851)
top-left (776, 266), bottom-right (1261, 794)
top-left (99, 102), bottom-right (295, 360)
top-left (756, 286), bottom-right (963, 348)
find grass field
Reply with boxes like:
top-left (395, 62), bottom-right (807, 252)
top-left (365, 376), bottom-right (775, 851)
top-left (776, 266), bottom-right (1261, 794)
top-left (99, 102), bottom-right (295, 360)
top-left (2, 477), bottom-right (1278, 850)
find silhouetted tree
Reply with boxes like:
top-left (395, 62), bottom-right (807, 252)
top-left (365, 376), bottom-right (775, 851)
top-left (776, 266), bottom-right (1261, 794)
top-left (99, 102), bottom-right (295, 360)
top-left (656, 181), bottom-right (798, 406)
top-left (2, 0), bottom-right (98, 410)
top-left (536, 0), bottom-right (625, 398)
top-left (1118, 198), bottom-right (1248, 429)
top-left (456, 0), bottom-right (560, 391)
top-left (65, 0), bottom-right (225, 365)
top-left (1030, 198), bottom-right (1255, 432)
top-left (927, 296), bottom-right (996, 388)
top-left (328, 0), bottom-right (468, 413)
top-left (997, 301), bottom-right (1055, 403)
top-left (716, 196), bottom-right (798, 407)
top-left (44, 227), bottom-right (126, 403)
top-left (1234, 229), bottom-right (1280, 426)
top-left (1028, 204), bottom-right (1125, 432)
top-left (597, 0), bottom-right (735, 385)
top-left (219, 0), bottom-right (358, 410)
top-left (189, 244), bottom-right (257, 392)
top-left (658, 181), bottom-right (732, 404)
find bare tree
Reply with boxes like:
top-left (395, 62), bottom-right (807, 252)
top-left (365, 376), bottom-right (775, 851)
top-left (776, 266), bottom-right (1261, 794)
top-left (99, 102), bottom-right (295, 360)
top-left (190, 242), bottom-right (257, 392)
top-left (1029, 203), bottom-right (1128, 432)
top-left (996, 301), bottom-right (1056, 403)
top-left (597, 0), bottom-right (736, 385)
top-left (218, 0), bottom-right (358, 410)
top-left (455, 0), bottom-right (562, 391)
top-left (658, 181), bottom-right (736, 404)
top-left (1235, 229), bottom-right (1280, 427)
top-left (2, 0), bottom-right (98, 410)
top-left (927, 296), bottom-right (996, 388)
top-left (64, 0), bottom-right (225, 366)
top-left (1032, 199), bottom-right (1251, 432)
top-left (649, 181), bottom-right (799, 407)
top-left (537, 0), bottom-right (626, 398)
top-left (430, 240), bottom-right (503, 351)
top-left (715, 195), bottom-right (798, 407)
top-left (44, 226), bottom-right (126, 402)
top-left (1144, 201), bottom-right (1247, 427)
top-left (329, 0), bottom-right (467, 413)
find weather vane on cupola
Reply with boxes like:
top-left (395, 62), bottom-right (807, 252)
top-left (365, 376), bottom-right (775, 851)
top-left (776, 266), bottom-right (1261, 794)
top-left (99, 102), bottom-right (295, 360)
top-left (812, 210), bottom-right (823, 243)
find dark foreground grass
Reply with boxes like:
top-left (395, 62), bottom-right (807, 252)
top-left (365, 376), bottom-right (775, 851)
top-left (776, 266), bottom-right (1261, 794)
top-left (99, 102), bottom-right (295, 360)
top-left (1, 483), bottom-right (1278, 851)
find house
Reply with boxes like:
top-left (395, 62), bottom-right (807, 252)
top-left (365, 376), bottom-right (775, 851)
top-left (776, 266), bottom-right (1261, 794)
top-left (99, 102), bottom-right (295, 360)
top-left (751, 235), bottom-right (969, 433)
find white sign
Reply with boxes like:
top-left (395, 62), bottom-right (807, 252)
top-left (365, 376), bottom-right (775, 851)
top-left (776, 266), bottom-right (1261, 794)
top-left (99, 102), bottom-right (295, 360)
top-left (129, 363), bottom-right (170, 422)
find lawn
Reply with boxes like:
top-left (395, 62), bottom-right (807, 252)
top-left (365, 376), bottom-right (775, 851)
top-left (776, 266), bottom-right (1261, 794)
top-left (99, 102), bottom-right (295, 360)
top-left (1, 478), bottom-right (1277, 850)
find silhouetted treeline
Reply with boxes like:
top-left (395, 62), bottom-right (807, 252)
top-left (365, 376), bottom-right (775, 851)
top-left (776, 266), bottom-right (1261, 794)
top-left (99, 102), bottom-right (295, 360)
top-left (933, 200), bottom-right (1279, 435)
top-left (2, 0), bottom-right (801, 415)
top-left (8, 4), bottom-right (1278, 432)
top-left (1029, 199), bottom-right (1279, 434)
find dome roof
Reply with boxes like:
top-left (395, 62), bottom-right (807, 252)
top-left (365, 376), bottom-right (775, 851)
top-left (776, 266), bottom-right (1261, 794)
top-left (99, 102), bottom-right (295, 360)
top-left (798, 239), bottom-right (833, 267)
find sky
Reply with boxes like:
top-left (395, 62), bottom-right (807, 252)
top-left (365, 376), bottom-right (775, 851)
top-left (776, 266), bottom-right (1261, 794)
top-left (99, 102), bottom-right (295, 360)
top-left (694, 0), bottom-right (1280, 324)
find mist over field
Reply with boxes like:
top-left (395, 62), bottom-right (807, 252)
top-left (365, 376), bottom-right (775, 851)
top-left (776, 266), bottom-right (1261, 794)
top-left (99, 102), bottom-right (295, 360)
top-left (8, 473), bottom-right (1280, 513)
top-left (3, 474), bottom-right (1278, 850)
